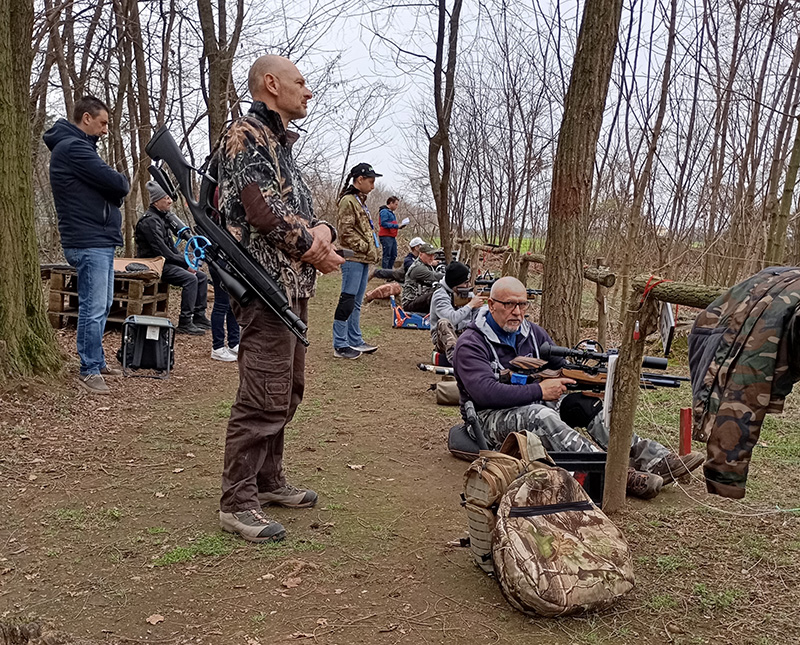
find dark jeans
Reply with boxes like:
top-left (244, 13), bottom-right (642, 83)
top-left (220, 298), bottom-right (308, 512)
top-left (373, 267), bottom-right (405, 282)
top-left (209, 265), bottom-right (240, 350)
top-left (161, 263), bottom-right (208, 324)
top-left (380, 236), bottom-right (397, 269)
top-left (63, 247), bottom-right (115, 376)
top-left (403, 288), bottom-right (434, 314)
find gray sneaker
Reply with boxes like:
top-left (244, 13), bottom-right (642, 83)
top-left (219, 509), bottom-right (286, 543)
top-left (258, 484), bottom-right (318, 509)
top-left (100, 365), bottom-right (122, 377)
top-left (333, 347), bottom-right (361, 359)
top-left (352, 343), bottom-right (378, 354)
top-left (77, 374), bottom-right (110, 395)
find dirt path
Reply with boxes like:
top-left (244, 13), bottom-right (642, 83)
top-left (1, 275), bottom-right (798, 645)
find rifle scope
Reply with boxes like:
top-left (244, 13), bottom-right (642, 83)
top-left (539, 343), bottom-right (668, 371)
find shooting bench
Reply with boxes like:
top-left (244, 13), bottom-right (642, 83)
top-left (46, 258), bottom-right (170, 328)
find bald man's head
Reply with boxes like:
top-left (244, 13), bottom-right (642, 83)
top-left (489, 276), bottom-right (526, 301)
top-left (248, 55), bottom-right (312, 127)
top-left (488, 276), bottom-right (528, 333)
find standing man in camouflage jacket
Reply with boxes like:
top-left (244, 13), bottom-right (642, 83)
top-left (216, 55), bottom-right (344, 542)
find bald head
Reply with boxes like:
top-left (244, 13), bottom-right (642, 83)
top-left (489, 276), bottom-right (527, 301)
top-left (248, 55), bottom-right (312, 128)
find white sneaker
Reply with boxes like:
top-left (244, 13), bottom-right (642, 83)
top-left (211, 347), bottom-right (237, 362)
top-left (228, 344), bottom-right (239, 355)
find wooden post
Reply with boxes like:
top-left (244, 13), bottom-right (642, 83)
top-left (468, 247), bottom-right (481, 281)
top-left (501, 250), bottom-right (518, 277)
top-left (518, 252), bottom-right (616, 287)
top-left (517, 255), bottom-right (532, 286)
top-left (595, 257), bottom-right (608, 348)
top-left (602, 290), bottom-right (659, 513)
top-left (457, 238), bottom-right (472, 264)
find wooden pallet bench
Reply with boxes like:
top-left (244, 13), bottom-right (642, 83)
top-left (47, 266), bottom-right (170, 328)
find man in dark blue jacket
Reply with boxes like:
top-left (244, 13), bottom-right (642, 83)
top-left (135, 181), bottom-right (210, 335)
top-left (452, 277), bottom-right (703, 499)
top-left (43, 96), bottom-right (130, 395)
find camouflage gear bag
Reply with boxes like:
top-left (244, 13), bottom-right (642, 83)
top-left (462, 433), bottom-right (549, 574)
top-left (492, 462), bottom-right (635, 617)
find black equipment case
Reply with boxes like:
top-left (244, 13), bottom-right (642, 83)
top-left (118, 315), bottom-right (175, 378)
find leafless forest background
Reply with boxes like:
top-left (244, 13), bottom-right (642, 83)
top-left (31, 0), bottom-right (800, 291)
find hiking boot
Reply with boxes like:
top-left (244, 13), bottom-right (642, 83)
top-left (211, 347), bottom-right (237, 362)
top-left (100, 365), bottom-right (123, 377)
top-left (193, 315), bottom-right (212, 330)
top-left (334, 347), bottom-right (361, 359)
top-left (176, 322), bottom-right (205, 335)
top-left (219, 508), bottom-right (286, 543)
top-left (352, 343), bottom-right (378, 354)
top-left (626, 468), bottom-right (663, 500)
top-left (650, 451), bottom-right (705, 485)
top-left (258, 484), bottom-right (318, 509)
top-left (77, 374), bottom-right (110, 395)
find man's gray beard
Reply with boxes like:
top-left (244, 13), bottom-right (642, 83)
top-left (501, 322), bottom-right (521, 333)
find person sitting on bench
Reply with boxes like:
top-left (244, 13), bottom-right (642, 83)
top-left (430, 261), bottom-right (484, 364)
top-left (135, 181), bottom-right (212, 335)
top-left (451, 276), bottom-right (703, 499)
top-left (401, 243), bottom-right (440, 313)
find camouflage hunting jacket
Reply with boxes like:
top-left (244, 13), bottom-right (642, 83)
top-left (217, 102), bottom-right (336, 300)
top-left (688, 267), bottom-right (800, 499)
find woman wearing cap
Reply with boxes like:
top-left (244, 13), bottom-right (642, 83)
top-left (333, 163), bottom-right (382, 359)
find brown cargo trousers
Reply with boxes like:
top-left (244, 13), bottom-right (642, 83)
top-left (219, 297), bottom-right (308, 513)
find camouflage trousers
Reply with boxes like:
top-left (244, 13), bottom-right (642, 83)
top-left (475, 403), bottom-right (670, 472)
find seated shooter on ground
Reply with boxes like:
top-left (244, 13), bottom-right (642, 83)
top-left (135, 181), bottom-right (211, 335)
top-left (452, 276), bottom-right (704, 499)
top-left (401, 243), bottom-right (441, 313)
top-left (430, 261), bottom-right (484, 364)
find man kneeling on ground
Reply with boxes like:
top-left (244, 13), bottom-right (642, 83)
top-left (135, 181), bottom-right (211, 335)
top-left (452, 276), bottom-right (704, 499)
top-left (430, 261), bottom-right (485, 364)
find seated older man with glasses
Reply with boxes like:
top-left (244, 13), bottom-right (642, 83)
top-left (451, 276), bottom-right (703, 500)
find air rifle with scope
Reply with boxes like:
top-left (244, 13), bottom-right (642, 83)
top-left (144, 126), bottom-right (311, 345)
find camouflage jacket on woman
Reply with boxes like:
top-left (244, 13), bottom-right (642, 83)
top-left (689, 267), bottom-right (800, 499)
top-left (337, 191), bottom-right (380, 265)
top-left (216, 101), bottom-right (336, 300)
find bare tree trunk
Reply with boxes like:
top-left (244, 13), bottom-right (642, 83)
top-left (428, 0), bottom-right (463, 264)
top-left (768, 118), bottom-right (800, 265)
top-left (0, 0), bottom-right (62, 381)
top-left (540, 0), bottom-right (623, 346)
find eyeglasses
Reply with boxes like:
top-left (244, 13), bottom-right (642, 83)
top-left (490, 299), bottom-right (530, 312)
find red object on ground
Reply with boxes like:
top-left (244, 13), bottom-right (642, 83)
top-left (679, 407), bottom-right (692, 456)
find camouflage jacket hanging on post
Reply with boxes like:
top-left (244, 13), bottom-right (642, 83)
top-left (216, 101), bottom-right (336, 300)
top-left (688, 267), bottom-right (800, 499)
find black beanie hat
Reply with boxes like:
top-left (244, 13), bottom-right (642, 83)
top-left (445, 262), bottom-right (470, 289)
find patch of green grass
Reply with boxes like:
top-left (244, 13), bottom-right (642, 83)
top-left (656, 553), bottom-right (692, 572)
top-left (187, 487), bottom-right (215, 500)
top-left (692, 583), bottom-right (743, 610)
top-left (153, 532), bottom-right (236, 566)
top-left (216, 400), bottom-right (233, 419)
top-left (325, 503), bottom-right (345, 511)
top-left (294, 398), bottom-right (322, 424)
top-left (103, 507), bottom-right (123, 522)
top-left (646, 593), bottom-right (678, 610)
top-left (146, 527), bottom-right (168, 535)
top-left (52, 506), bottom-right (123, 530)
top-left (54, 508), bottom-right (87, 528)
top-left (437, 406), bottom-right (460, 417)
top-left (361, 324), bottom-right (382, 340)
top-left (251, 612), bottom-right (269, 624)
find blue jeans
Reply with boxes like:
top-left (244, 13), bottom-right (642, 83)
top-left (380, 236), bottom-right (397, 270)
top-left (63, 247), bottom-right (115, 376)
top-left (209, 264), bottom-right (240, 350)
top-left (333, 261), bottom-right (370, 349)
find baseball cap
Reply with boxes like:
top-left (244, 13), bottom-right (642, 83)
top-left (418, 243), bottom-right (437, 254)
top-left (409, 237), bottom-right (425, 248)
top-left (349, 162), bottom-right (383, 178)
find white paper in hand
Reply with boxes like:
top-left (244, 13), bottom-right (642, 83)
top-left (400, 217), bottom-right (410, 226)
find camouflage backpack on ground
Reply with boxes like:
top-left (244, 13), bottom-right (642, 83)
top-left (492, 462), bottom-right (635, 617)
top-left (462, 433), bottom-right (549, 573)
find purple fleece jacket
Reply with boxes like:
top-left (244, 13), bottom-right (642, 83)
top-left (452, 307), bottom-right (564, 410)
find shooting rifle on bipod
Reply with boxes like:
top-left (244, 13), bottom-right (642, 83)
top-left (145, 126), bottom-right (352, 346)
top-left (472, 279), bottom-right (542, 299)
top-left (508, 341), bottom-right (688, 397)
